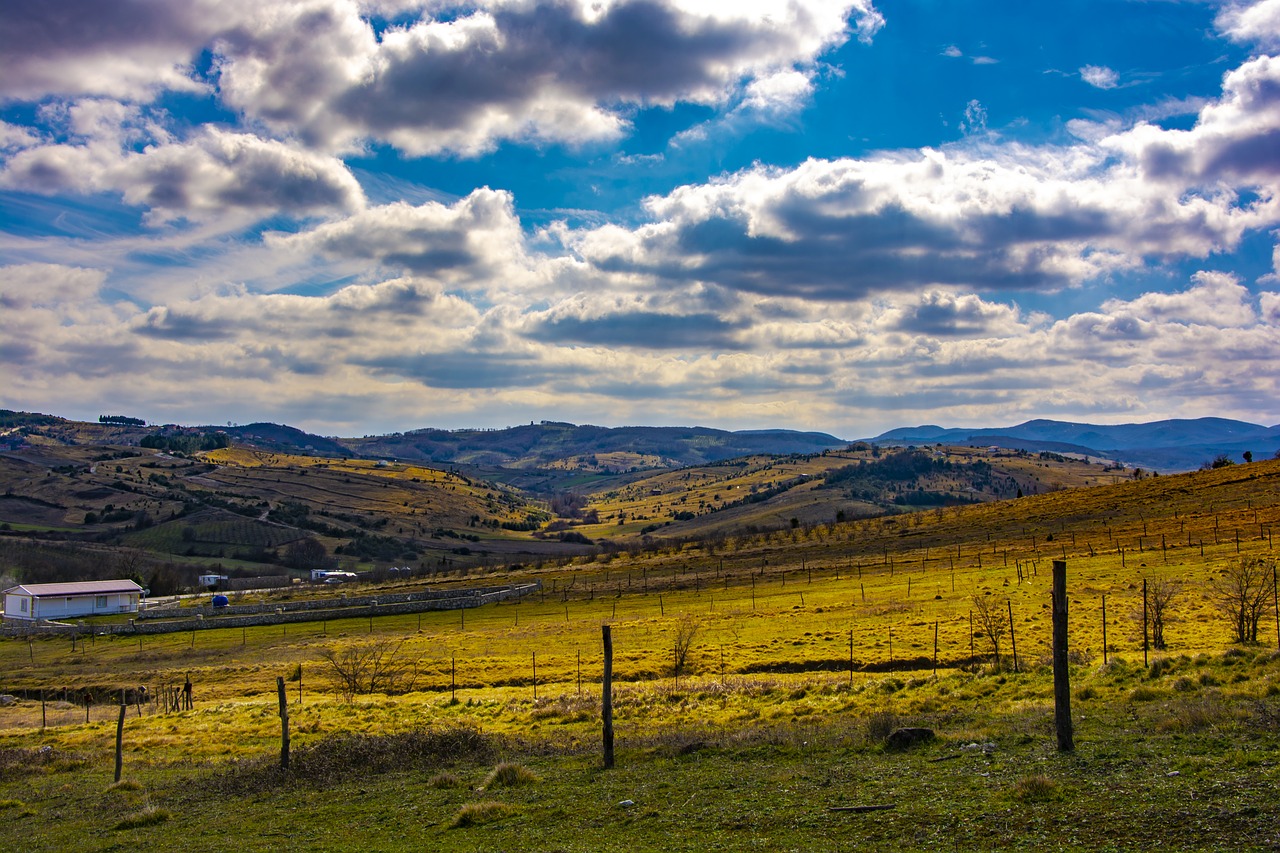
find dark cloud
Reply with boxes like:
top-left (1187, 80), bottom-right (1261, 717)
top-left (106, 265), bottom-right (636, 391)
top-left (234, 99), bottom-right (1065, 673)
top-left (0, 339), bottom-right (37, 363)
top-left (135, 307), bottom-right (241, 341)
top-left (0, 0), bottom-right (212, 99)
top-left (527, 311), bottom-right (745, 349)
top-left (601, 210), bottom-right (1081, 298)
top-left (1202, 127), bottom-right (1280, 179)
top-left (333, 2), bottom-right (766, 132)
top-left (893, 294), bottom-right (1012, 337)
top-left (356, 351), bottom-right (572, 390)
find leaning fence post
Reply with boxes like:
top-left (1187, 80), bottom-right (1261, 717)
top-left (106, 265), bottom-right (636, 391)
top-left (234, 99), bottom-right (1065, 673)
top-left (602, 625), bottom-right (615, 769)
top-left (277, 676), bottom-right (290, 771)
top-left (1142, 578), bottom-right (1149, 667)
top-left (1007, 600), bottom-right (1018, 672)
top-left (1052, 560), bottom-right (1074, 752)
top-left (114, 700), bottom-right (126, 783)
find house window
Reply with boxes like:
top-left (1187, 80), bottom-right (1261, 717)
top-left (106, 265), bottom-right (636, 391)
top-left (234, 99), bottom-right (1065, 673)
top-left (96, 595), bottom-right (108, 608)
top-left (20, 598), bottom-right (27, 613)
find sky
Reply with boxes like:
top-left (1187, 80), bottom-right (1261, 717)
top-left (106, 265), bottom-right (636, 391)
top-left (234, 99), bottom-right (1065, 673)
top-left (2, 0), bottom-right (1279, 439)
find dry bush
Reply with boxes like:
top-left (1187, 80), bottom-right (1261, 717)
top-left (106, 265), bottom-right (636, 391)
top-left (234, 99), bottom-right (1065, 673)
top-left (317, 638), bottom-right (420, 702)
top-left (201, 726), bottom-right (497, 794)
top-left (1209, 557), bottom-right (1277, 644)
top-left (1012, 775), bottom-right (1059, 802)
top-left (450, 801), bottom-right (518, 828)
top-left (0, 746), bottom-right (85, 781)
top-left (672, 615), bottom-right (702, 677)
top-left (427, 771), bottom-right (464, 789)
top-left (1154, 695), bottom-right (1239, 733)
top-left (865, 710), bottom-right (899, 743)
top-left (971, 594), bottom-right (1009, 670)
top-left (483, 762), bottom-right (538, 788)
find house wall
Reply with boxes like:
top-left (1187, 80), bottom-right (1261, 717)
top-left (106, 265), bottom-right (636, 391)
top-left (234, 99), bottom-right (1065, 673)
top-left (31, 592), bottom-right (140, 621)
top-left (3, 593), bottom-right (35, 620)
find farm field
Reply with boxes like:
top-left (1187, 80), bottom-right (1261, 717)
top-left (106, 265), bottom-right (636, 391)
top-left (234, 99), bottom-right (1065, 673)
top-left (0, 459), bottom-right (1278, 849)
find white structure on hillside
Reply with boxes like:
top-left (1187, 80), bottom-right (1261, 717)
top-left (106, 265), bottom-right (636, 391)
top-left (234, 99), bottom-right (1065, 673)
top-left (2, 579), bottom-right (144, 621)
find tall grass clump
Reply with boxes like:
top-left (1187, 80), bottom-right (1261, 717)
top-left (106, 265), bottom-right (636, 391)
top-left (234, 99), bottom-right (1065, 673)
top-left (450, 801), bottom-right (518, 828)
top-left (483, 762), bottom-right (539, 788)
top-left (1012, 775), bottom-right (1059, 802)
top-left (865, 710), bottom-right (899, 744)
top-left (113, 806), bottom-right (172, 830)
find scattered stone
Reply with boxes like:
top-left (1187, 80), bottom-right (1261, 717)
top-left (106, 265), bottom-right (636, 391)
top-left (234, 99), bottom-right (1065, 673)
top-left (0, 695), bottom-right (17, 706)
top-left (885, 727), bottom-right (935, 750)
top-left (961, 741), bottom-right (997, 753)
top-left (618, 799), bottom-right (636, 808)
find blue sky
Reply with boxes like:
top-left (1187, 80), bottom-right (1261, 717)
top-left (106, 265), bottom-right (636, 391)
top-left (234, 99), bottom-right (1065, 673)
top-left (1, 0), bottom-right (1279, 438)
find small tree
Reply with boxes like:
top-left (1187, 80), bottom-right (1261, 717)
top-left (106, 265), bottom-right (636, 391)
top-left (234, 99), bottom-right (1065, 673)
top-left (971, 594), bottom-right (1008, 669)
top-left (1208, 557), bottom-right (1277, 644)
top-left (671, 616), bottom-right (701, 677)
top-left (1140, 578), bottom-right (1181, 650)
top-left (284, 537), bottom-right (329, 570)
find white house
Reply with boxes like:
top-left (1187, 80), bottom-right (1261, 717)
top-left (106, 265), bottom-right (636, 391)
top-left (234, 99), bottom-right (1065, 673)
top-left (2, 579), bottom-right (144, 622)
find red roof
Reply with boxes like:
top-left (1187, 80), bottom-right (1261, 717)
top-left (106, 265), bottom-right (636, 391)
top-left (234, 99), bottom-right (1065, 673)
top-left (4, 580), bottom-right (144, 598)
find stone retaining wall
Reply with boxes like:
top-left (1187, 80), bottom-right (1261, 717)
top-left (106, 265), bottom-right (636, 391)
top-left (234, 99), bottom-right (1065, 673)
top-left (138, 585), bottom-right (510, 620)
top-left (1, 582), bottom-right (540, 637)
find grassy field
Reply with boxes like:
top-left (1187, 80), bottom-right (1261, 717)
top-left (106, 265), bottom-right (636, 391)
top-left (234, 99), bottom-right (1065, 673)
top-left (0, 459), bottom-right (1278, 850)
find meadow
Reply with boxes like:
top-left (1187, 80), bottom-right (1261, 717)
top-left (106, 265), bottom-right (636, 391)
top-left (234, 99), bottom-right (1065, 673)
top-left (0, 458), bottom-right (1278, 850)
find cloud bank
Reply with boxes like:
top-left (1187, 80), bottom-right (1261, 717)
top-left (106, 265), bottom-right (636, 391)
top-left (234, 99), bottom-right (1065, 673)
top-left (0, 1), bottom-right (1278, 436)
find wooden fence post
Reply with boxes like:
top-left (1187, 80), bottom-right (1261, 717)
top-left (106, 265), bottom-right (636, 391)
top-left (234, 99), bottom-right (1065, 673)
top-left (277, 676), bottom-right (290, 771)
top-left (848, 630), bottom-right (854, 686)
top-left (1052, 560), bottom-right (1074, 752)
top-left (1007, 600), bottom-right (1018, 672)
top-left (602, 625), bottom-right (614, 769)
top-left (1142, 578), bottom-right (1149, 667)
top-left (1102, 594), bottom-right (1108, 665)
top-left (114, 700), bottom-right (126, 783)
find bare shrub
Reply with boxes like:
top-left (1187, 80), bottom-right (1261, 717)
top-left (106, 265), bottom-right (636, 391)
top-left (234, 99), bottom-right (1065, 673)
top-left (971, 594), bottom-right (1008, 669)
top-left (1136, 578), bottom-right (1182, 650)
top-left (1208, 557), bottom-right (1277, 644)
top-left (318, 638), bottom-right (420, 701)
top-left (671, 615), bottom-right (702, 677)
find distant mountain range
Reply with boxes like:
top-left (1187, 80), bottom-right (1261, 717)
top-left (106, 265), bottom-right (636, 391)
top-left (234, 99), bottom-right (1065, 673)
top-left (6, 409), bottom-right (1276, 473)
top-left (869, 417), bottom-right (1280, 472)
top-left (225, 416), bottom-right (1276, 472)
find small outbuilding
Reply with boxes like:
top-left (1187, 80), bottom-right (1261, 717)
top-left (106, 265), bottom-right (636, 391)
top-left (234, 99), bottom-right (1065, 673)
top-left (2, 579), bottom-right (144, 622)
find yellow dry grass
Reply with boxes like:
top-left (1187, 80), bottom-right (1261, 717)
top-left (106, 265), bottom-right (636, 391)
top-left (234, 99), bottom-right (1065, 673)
top-left (0, 459), bottom-right (1276, 767)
